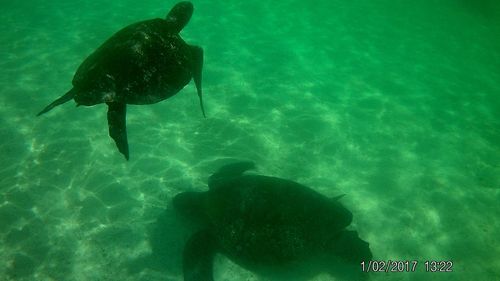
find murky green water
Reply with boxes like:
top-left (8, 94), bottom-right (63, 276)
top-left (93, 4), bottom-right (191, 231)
top-left (0, 0), bottom-right (499, 280)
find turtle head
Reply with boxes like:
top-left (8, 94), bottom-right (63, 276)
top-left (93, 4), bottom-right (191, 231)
top-left (165, 1), bottom-right (194, 33)
top-left (173, 191), bottom-right (208, 223)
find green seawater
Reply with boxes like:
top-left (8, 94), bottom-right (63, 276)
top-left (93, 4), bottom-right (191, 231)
top-left (0, 0), bottom-right (499, 280)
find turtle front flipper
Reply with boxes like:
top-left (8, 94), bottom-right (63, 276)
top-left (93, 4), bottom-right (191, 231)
top-left (190, 45), bottom-right (205, 118)
top-left (36, 88), bottom-right (76, 116)
top-left (183, 229), bottom-right (216, 281)
top-left (208, 161), bottom-right (255, 188)
top-left (107, 102), bottom-right (129, 160)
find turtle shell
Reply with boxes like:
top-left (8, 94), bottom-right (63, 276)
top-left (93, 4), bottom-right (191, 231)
top-left (72, 19), bottom-right (193, 106)
top-left (205, 173), bottom-right (353, 266)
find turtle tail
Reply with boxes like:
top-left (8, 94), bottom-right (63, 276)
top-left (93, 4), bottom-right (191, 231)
top-left (36, 88), bottom-right (76, 116)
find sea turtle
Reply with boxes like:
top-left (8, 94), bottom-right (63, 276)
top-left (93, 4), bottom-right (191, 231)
top-left (36, 1), bottom-right (205, 160)
top-left (173, 162), bottom-right (372, 281)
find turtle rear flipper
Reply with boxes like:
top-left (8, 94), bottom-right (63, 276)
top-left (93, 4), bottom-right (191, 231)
top-left (36, 88), bottom-right (76, 116)
top-left (183, 229), bottom-right (216, 281)
top-left (107, 102), bottom-right (129, 160)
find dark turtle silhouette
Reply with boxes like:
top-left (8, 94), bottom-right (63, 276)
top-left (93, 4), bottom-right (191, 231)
top-left (173, 162), bottom-right (372, 281)
top-left (36, 1), bottom-right (205, 160)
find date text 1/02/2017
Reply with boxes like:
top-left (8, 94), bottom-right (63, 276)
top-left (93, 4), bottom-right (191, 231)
top-left (360, 260), bottom-right (453, 273)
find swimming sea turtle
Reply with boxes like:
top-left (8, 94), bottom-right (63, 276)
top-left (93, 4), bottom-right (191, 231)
top-left (36, 1), bottom-right (205, 160)
top-left (173, 162), bottom-right (372, 281)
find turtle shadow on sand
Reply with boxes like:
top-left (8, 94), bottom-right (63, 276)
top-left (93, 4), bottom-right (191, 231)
top-left (173, 161), bottom-right (373, 281)
top-left (36, 1), bottom-right (205, 160)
